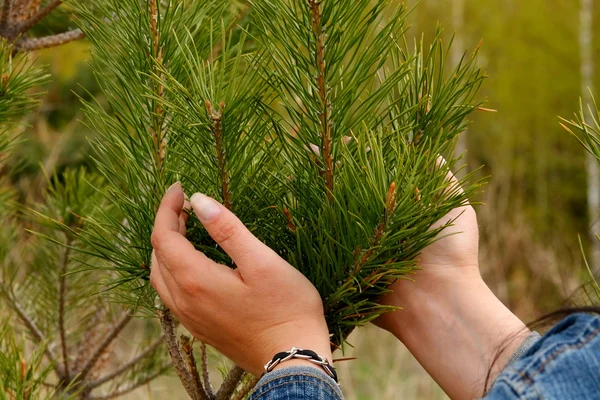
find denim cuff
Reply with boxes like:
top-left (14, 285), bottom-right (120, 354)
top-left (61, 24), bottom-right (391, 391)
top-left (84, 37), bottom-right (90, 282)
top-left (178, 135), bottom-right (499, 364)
top-left (507, 331), bottom-right (541, 365)
top-left (250, 366), bottom-right (344, 400)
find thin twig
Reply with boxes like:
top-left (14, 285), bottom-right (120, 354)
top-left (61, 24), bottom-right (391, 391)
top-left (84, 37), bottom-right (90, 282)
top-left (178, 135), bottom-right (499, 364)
top-left (215, 366), bottom-right (245, 400)
top-left (232, 376), bottom-right (259, 400)
top-left (200, 342), bottom-right (214, 396)
top-left (181, 335), bottom-right (208, 399)
top-left (71, 307), bottom-right (107, 373)
top-left (76, 313), bottom-right (132, 382)
top-left (15, 0), bottom-right (62, 34)
top-left (87, 364), bottom-right (171, 400)
top-left (11, 299), bottom-right (63, 379)
top-left (87, 334), bottom-right (166, 389)
top-left (308, 0), bottom-right (334, 197)
top-left (206, 100), bottom-right (231, 209)
top-left (158, 309), bottom-right (204, 400)
top-left (13, 29), bottom-right (84, 52)
top-left (58, 240), bottom-right (72, 381)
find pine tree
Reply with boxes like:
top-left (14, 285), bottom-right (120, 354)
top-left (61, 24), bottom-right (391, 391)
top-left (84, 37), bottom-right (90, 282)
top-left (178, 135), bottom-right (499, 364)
top-left (1, 6), bottom-right (171, 399)
top-left (67, 0), bottom-right (486, 397)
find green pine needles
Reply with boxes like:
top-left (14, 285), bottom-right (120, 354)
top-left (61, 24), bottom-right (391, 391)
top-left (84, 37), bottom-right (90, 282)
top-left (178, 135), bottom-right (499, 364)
top-left (71, 0), bottom-right (485, 397)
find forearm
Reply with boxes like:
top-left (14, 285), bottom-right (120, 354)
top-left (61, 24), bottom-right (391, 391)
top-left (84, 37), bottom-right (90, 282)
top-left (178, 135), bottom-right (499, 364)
top-left (386, 273), bottom-right (528, 399)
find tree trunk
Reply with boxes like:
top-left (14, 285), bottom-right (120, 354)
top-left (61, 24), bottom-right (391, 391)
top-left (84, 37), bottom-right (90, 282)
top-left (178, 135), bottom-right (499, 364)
top-left (581, 0), bottom-right (600, 274)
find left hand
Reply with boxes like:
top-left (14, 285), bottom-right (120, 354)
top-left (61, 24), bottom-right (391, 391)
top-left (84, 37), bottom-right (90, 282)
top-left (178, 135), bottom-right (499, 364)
top-left (150, 183), bottom-right (332, 376)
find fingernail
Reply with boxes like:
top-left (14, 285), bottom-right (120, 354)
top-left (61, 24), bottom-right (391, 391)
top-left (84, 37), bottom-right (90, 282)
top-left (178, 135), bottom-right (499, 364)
top-left (167, 181), bottom-right (181, 192)
top-left (190, 193), bottom-right (221, 222)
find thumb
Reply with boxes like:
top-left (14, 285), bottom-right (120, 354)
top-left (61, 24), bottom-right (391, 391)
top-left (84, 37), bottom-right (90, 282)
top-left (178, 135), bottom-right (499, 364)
top-left (189, 193), bottom-right (274, 270)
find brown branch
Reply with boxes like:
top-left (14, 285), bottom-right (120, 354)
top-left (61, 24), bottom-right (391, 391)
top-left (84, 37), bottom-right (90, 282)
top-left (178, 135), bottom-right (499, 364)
top-left (215, 366), bottom-right (245, 400)
top-left (86, 334), bottom-right (166, 389)
top-left (15, 0), bottom-right (61, 34)
top-left (149, 0), bottom-right (166, 185)
top-left (158, 309), bottom-right (204, 400)
top-left (206, 100), bottom-right (231, 209)
top-left (13, 29), bottom-right (84, 52)
top-left (76, 313), bottom-right (132, 382)
top-left (58, 240), bottom-right (72, 381)
top-left (349, 182), bottom-right (397, 278)
top-left (200, 342), bottom-right (214, 396)
top-left (232, 376), bottom-right (259, 400)
top-left (1, 0), bottom-right (11, 27)
top-left (71, 307), bottom-right (107, 373)
top-left (308, 0), bottom-right (334, 197)
top-left (11, 299), bottom-right (63, 379)
top-left (181, 335), bottom-right (209, 399)
top-left (87, 364), bottom-right (171, 400)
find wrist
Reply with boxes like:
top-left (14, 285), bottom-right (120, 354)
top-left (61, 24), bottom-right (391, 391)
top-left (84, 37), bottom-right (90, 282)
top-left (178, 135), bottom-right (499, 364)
top-left (384, 272), bottom-right (528, 399)
top-left (255, 319), bottom-right (333, 377)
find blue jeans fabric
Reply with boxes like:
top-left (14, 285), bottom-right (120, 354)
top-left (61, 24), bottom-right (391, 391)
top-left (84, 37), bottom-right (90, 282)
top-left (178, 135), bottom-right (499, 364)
top-left (486, 313), bottom-right (600, 399)
top-left (249, 313), bottom-right (600, 400)
top-left (250, 366), bottom-right (343, 400)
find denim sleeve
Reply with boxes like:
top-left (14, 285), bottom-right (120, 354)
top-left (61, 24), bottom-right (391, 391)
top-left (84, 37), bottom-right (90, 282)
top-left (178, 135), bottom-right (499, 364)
top-left (249, 366), bottom-right (344, 400)
top-left (486, 313), bottom-right (600, 400)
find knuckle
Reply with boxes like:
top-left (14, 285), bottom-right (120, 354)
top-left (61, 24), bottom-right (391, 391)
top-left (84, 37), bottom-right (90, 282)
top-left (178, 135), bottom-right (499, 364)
top-left (178, 278), bottom-right (202, 296)
top-left (210, 219), bottom-right (240, 245)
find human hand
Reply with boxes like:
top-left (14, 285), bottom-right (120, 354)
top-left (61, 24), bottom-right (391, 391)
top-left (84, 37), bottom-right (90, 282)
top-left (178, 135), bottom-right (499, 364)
top-left (375, 167), bottom-right (527, 400)
top-left (377, 169), bottom-right (481, 332)
top-left (150, 183), bottom-right (332, 376)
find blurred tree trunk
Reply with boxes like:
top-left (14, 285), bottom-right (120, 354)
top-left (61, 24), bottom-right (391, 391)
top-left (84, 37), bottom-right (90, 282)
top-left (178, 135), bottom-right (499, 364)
top-left (580, 0), bottom-right (600, 274)
top-left (452, 0), bottom-right (468, 170)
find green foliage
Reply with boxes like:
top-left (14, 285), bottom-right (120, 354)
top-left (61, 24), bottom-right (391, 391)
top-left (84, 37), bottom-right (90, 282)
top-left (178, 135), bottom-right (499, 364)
top-left (77, 0), bottom-right (485, 348)
top-left (0, 168), bottom-right (169, 398)
top-left (0, 322), bottom-right (64, 400)
top-left (73, 0), bottom-right (241, 312)
top-left (0, 40), bottom-right (47, 124)
top-left (561, 96), bottom-right (600, 164)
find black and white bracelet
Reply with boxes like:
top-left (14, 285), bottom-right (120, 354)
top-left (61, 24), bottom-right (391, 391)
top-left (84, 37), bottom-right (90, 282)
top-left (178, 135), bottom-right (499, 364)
top-left (264, 347), bottom-right (339, 384)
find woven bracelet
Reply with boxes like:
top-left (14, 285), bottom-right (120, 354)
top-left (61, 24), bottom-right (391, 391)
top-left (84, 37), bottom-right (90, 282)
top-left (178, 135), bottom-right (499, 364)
top-left (263, 347), bottom-right (339, 384)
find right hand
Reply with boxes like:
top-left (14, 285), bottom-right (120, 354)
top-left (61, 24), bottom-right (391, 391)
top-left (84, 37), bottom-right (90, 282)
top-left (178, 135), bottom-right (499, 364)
top-left (150, 183), bottom-right (332, 376)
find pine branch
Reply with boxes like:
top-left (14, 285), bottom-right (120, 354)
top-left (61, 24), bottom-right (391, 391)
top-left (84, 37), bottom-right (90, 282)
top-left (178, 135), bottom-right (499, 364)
top-left (13, 29), bottom-right (84, 52)
top-left (58, 239), bottom-right (72, 382)
top-left (200, 342), bottom-right (214, 396)
top-left (86, 334), bottom-right (166, 390)
top-left (215, 366), bottom-right (245, 400)
top-left (11, 299), bottom-right (63, 380)
top-left (180, 335), bottom-right (209, 399)
top-left (158, 309), bottom-right (204, 400)
top-left (206, 100), bottom-right (231, 209)
top-left (232, 376), bottom-right (259, 400)
top-left (352, 182), bottom-right (396, 276)
top-left (15, 0), bottom-right (61, 34)
top-left (86, 364), bottom-right (171, 400)
top-left (76, 313), bottom-right (132, 382)
top-left (308, 0), bottom-right (334, 197)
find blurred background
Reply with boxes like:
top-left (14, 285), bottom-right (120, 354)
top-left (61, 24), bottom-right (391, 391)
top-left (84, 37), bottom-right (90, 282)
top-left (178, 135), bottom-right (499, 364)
top-left (5, 0), bottom-right (600, 398)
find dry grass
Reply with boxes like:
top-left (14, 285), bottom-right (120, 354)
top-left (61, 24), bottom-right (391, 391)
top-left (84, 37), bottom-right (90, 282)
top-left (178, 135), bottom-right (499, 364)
top-left (115, 325), bottom-right (447, 400)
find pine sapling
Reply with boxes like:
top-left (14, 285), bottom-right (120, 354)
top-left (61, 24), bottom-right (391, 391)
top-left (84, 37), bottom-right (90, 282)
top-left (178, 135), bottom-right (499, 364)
top-left (76, 0), bottom-right (486, 397)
